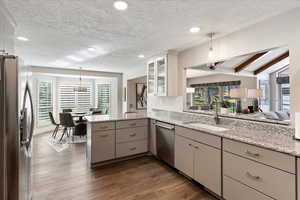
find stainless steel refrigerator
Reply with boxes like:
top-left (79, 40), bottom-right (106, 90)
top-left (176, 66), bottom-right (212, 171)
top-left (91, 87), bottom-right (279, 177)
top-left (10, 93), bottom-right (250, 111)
top-left (0, 55), bottom-right (34, 200)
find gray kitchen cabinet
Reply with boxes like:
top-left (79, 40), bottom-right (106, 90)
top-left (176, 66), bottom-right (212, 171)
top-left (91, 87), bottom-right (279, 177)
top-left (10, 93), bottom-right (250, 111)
top-left (194, 142), bottom-right (221, 196)
top-left (149, 119), bottom-right (157, 155)
top-left (175, 132), bottom-right (221, 196)
top-left (223, 139), bottom-right (296, 200)
top-left (175, 135), bottom-right (195, 178)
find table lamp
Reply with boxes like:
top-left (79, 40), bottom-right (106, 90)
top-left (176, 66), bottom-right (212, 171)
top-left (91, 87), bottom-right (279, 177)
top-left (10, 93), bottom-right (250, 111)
top-left (230, 88), bottom-right (247, 113)
top-left (247, 89), bottom-right (263, 112)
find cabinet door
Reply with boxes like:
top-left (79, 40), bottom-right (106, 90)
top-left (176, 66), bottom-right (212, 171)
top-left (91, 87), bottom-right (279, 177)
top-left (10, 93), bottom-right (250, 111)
top-left (92, 131), bottom-right (115, 163)
top-left (194, 142), bottom-right (221, 196)
top-left (149, 119), bottom-right (157, 155)
top-left (147, 61), bottom-right (156, 96)
top-left (175, 135), bottom-right (194, 178)
top-left (156, 57), bottom-right (167, 96)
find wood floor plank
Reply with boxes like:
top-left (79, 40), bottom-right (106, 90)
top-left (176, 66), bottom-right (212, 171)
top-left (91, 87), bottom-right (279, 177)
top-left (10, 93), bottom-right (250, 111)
top-left (32, 134), bottom-right (217, 200)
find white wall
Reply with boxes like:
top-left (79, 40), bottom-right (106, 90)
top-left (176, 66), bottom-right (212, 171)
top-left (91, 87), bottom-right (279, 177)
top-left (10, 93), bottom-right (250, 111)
top-left (127, 76), bottom-right (147, 113)
top-left (123, 65), bottom-right (147, 113)
top-left (0, 0), bottom-right (15, 55)
top-left (148, 7), bottom-right (300, 122)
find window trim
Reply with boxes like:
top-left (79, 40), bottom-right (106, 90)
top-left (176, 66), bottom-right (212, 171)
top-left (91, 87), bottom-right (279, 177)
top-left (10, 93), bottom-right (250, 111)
top-left (36, 79), bottom-right (54, 128)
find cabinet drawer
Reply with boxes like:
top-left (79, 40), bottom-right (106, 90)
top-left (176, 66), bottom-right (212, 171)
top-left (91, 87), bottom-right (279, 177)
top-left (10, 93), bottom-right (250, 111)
top-left (223, 176), bottom-right (273, 200)
top-left (92, 121), bottom-right (115, 131)
top-left (116, 140), bottom-right (148, 158)
top-left (223, 139), bottom-right (295, 173)
top-left (175, 126), bottom-right (221, 149)
top-left (116, 127), bottom-right (148, 143)
top-left (92, 133), bottom-right (115, 163)
top-left (224, 152), bottom-right (296, 200)
top-left (116, 119), bottom-right (148, 129)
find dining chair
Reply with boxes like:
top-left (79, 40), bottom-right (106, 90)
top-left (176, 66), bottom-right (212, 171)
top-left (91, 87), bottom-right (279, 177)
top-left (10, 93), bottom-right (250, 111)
top-left (62, 109), bottom-right (73, 113)
top-left (59, 113), bottom-right (76, 141)
top-left (74, 123), bottom-right (87, 138)
top-left (49, 112), bottom-right (60, 138)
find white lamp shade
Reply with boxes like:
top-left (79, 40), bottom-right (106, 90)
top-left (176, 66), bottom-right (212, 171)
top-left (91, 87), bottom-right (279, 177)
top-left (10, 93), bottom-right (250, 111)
top-left (186, 87), bottom-right (195, 93)
top-left (247, 89), bottom-right (263, 98)
top-left (230, 88), bottom-right (247, 98)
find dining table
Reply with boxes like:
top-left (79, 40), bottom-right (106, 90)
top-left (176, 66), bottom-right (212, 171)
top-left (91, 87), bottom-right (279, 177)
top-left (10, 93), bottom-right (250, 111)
top-left (71, 112), bottom-right (90, 122)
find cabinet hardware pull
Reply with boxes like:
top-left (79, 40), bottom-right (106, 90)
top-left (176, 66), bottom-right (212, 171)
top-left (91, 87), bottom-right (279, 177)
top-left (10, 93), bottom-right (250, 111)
top-left (101, 126), bottom-right (108, 129)
top-left (129, 133), bottom-right (136, 137)
top-left (246, 150), bottom-right (260, 158)
top-left (130, 147), bottom-right (137, 151)
top-left (246, 172), bottom-right (261, 180)
top-left (130, 123), bottom-right (137, 126)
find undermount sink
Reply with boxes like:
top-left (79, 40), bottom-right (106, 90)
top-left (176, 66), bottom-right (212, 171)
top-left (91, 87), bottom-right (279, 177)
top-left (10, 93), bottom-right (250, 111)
top-left (187, 123), bottom-right (229, 132)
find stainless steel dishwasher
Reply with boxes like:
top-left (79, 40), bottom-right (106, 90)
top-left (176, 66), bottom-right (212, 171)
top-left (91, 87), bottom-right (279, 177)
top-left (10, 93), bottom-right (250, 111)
top-left (156, 121), bottom-right (175, 167)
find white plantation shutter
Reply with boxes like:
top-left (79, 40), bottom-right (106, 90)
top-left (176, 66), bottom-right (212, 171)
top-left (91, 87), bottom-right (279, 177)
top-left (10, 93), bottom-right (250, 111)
top-left (38, 81), bottom-right (53, 125)
top-left (77, 87), bottom-right (92, 112)
top-left (97, 84), bottom-right (111, 114)
top-left (58, 83), bottom-right (92, 112)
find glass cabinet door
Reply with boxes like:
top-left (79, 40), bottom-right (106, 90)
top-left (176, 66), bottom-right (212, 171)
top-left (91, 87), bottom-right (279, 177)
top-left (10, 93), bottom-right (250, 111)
top-left (156, 57), bottom-right (167, 96)
top-left (147, 61), bottom-right (155, 95)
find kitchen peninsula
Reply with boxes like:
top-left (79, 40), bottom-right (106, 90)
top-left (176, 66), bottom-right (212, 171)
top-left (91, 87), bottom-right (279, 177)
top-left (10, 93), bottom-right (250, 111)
top-left (86, 110), bottom-right (300, 200)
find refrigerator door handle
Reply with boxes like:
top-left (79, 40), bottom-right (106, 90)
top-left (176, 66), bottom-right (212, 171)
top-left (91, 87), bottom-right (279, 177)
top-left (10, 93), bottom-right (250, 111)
top-left (20, 83), bottom-right (35, 149)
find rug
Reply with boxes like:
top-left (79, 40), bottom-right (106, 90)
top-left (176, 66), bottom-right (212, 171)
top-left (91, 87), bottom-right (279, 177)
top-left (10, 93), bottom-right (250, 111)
top-left (47, 132), bottom-right (86, 152)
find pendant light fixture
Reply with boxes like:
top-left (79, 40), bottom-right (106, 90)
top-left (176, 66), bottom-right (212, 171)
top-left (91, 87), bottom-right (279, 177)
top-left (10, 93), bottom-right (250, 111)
top-left (207, 32), bottom-right (215, 59)
top-left (74, 67), bottom-right (88, 92)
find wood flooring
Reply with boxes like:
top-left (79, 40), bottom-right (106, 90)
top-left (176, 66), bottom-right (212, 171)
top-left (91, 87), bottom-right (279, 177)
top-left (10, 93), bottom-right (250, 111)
top-left (32, 134), bottom-right (217, 200)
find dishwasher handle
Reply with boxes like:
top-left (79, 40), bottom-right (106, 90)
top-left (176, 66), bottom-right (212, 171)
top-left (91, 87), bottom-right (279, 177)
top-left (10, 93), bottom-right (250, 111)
top-left (155, 122), bottom-right (175, 130)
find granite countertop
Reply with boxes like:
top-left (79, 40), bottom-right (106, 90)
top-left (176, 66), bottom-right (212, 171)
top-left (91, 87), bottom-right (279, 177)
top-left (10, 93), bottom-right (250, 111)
top-left (85, 113), bottom-right (148, 122)
top-left (85, 111), bottom-right (300, 157)
top-left (148, 113), bottom-right (300, 157)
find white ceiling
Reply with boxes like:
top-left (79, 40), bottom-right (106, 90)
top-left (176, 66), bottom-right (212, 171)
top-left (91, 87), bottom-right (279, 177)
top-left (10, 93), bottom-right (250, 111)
top-left (4, 0), bottom-right (300, 73)
top-left (187, 47), bottom-right (289, 78)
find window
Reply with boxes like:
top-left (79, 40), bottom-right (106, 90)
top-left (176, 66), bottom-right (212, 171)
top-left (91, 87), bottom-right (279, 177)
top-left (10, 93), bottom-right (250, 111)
top-left (279, 83), bottom-right (290, 111)
top-left (277, 67), bottom-right (290, 112)
top-left (191, 81), bottom-right (240, 113)
top-left (96, 84), bottom-right (111, 114)
top-left (37, 81), bottom-right (53, 126)
top-left (58, 83), bottom-right (92, 112)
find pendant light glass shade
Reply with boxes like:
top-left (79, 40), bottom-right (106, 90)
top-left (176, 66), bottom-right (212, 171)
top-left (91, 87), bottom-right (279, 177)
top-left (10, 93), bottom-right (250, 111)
top-left (208, 33), bottom-right (215, 59)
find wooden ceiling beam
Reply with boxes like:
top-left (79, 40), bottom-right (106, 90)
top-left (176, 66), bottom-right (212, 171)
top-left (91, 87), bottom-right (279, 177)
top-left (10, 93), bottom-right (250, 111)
top-left (234, 51), bottom-right (268, 73)
top-left (254, 51), bottom-right (289, 75)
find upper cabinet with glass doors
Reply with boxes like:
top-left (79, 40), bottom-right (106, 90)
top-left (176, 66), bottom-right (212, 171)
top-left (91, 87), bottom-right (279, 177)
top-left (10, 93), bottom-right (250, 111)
top-left (147, 51), bottom-right (178, 97)
top-left (147, 60), bottom-right (155, 95)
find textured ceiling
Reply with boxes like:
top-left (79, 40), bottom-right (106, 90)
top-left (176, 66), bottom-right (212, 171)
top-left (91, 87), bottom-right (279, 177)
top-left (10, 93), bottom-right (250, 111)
top-left (4, 0), bottom-right (300, 73)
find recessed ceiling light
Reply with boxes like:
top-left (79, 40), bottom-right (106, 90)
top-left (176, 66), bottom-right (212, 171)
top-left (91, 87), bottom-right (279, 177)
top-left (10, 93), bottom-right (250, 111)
top-left (113, 1), bottom-right (128, 11)
top-left (189, 27), bottom-right (200, 33)
top-left (88, 47), bottom-right (96, 52)
top-left (66, 55), bottom-right (84, 62)
top-left (138, 54), bottom-right (145, 58)
top-left (17, 36), bottom-right (29, 41)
